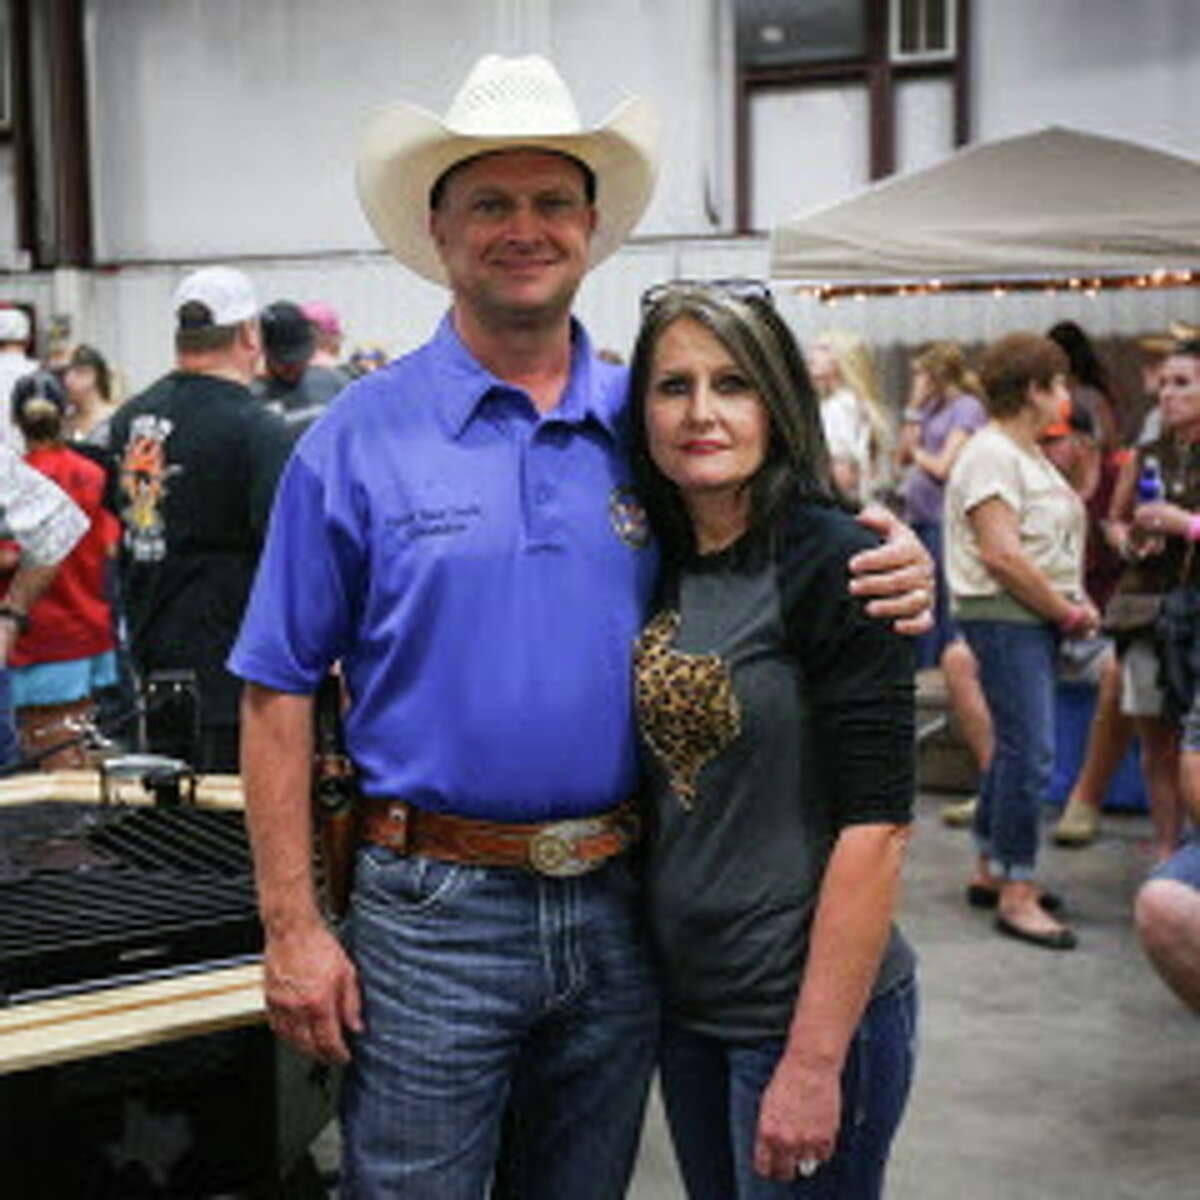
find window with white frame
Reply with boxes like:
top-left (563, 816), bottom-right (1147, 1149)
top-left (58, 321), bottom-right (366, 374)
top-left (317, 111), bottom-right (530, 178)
top-left (891, 0), bottom-right (956, 62)
top-left (732, 0), bottom-right (967, 232)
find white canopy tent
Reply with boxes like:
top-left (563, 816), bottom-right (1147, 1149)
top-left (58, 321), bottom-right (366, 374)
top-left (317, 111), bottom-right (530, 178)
top-left (769, 127), bottom-right (1200, 296)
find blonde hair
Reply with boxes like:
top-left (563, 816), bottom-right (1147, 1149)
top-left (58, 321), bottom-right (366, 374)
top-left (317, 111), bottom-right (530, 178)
top-left (816, 328), bottom-right (892, 483)
top-left (913, 341), bottom-right (984, 404)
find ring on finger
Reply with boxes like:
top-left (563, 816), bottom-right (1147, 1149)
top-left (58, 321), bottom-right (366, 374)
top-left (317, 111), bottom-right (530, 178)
top-left (796, 1157), bottom-right (819, 1178)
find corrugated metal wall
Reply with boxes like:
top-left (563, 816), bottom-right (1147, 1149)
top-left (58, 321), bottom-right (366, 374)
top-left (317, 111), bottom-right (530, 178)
top-left (11, 237), bottom-right (1200, 403)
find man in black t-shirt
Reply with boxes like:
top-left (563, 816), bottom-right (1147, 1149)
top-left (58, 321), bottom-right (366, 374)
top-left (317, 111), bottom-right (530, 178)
top-left (254, 299), bottom-right (346, 438)
top-left (109, 266), bottom-right (291, 771)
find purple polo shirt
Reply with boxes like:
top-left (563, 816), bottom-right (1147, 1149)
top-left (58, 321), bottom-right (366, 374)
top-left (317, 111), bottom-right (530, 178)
top-left (229, 315), bottom-right (657, 821)
top-left (903, 391), bottom-right (987, 525)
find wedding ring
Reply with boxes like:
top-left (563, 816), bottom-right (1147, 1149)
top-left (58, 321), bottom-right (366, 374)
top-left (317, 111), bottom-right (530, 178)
top-left (796, 1157), bottom-right (819, 1178)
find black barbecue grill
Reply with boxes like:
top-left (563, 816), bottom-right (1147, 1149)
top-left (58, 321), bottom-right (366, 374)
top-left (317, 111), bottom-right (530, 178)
top-left (0, 802), bottom-right (261, 1005)
top-left (0, 789), bottom-right (335, 1195)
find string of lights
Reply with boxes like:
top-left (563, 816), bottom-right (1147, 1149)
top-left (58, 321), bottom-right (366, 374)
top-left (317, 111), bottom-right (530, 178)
top-left (790, 268), bottom-right (1200, 305)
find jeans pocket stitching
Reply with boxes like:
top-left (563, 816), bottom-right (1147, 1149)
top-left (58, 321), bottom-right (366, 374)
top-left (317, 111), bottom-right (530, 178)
top-left (357, 847), bottom-right (465, 915)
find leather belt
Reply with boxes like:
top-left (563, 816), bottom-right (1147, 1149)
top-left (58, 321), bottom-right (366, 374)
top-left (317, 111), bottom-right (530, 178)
top-left (359, 799), bottom-right (639, 878)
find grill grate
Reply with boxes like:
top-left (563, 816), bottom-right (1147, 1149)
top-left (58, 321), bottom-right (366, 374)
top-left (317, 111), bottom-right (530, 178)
top-left (0, 804), bottom-right (261, 1004)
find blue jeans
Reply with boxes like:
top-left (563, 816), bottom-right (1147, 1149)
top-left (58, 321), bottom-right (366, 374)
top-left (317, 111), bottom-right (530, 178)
top-left (0, 669), bottom-right (19, 769)
top-left (960, 619), bottom-right (1057, 879)
top-left (340, 847), bottom-right (659, 1199)
top-left (1151, 834), bottom-right (1200, 889)
top-left (913, 522), bottom-right (957, 671)
top-left (658, 978), bottom-right (918, 1200)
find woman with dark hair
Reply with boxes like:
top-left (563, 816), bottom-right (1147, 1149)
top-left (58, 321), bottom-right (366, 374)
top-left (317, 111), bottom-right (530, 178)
top-left (63, 343), bottom-right (119, 446)
top-left (7, 371), bottom-right (118, 767)
top-left (628, 281), bottom-right (917, 1198)
top-left (945, 332), bottom-right (1100, 951)
top-left (1046, 320), bottom-right (1120, 452)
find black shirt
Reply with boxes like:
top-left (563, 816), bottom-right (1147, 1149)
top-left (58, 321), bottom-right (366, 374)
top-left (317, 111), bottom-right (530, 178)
top-left (109, 371), bottom-right (291, 729)
top-left (635, 501), bottom-right (916, 1039)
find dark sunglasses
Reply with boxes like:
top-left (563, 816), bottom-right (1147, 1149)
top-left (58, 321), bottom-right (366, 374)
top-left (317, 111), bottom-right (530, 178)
top-left (639, 277), bottom-right (774, 316)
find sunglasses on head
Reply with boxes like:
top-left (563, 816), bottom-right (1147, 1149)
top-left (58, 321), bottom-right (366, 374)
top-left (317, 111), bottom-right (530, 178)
top-left (639, 278), bottom-right (774, 317)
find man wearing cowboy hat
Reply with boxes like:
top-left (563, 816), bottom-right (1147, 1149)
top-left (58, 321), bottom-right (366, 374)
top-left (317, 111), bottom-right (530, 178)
top-left (230, 54), bottom-right (932, 1197)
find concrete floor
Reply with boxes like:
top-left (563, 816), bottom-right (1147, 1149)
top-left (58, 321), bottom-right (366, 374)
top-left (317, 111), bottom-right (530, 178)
top-left (627, 792), bottom-right (1199, 1200)
top-left (313, 789), bottom-right (1198, 1198)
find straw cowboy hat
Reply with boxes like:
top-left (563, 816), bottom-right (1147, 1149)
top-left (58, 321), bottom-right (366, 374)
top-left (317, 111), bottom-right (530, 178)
top-left (355, 54), bottom-right (660, 286)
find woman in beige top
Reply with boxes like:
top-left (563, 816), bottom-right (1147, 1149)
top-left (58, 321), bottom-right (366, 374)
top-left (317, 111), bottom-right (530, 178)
top-left (945, 332), bottom-right (1100, 950)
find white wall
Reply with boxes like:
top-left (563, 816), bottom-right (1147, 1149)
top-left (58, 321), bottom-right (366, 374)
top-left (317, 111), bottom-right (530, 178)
top-left (972, 0), bottom-right (1200, 156)
top-left (750, 83), bottom-right (871, 231)
top-left (82, 239), bottom-right (769, 396)
top-left (87, 0), bottom-right (725, 264)
top-left (90, 0), bottom-right (499, 261)
top-left (77, 0), bottom-right (1200, 263)
top-left (8, 0), bottom-right (1200, 384)
top-left (84, 237), bottom-right (1200, 401)
top-left (0, 145), bottom-right (19, 270)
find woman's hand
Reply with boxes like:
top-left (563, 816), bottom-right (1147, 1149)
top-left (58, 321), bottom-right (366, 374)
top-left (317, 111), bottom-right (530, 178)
top-left (753, 1054), bottom-right (840, 1181)
top-left (1133, 500), bottom-right (1193, 540)
top-left (1061, 598), bottom-right (1102, 640)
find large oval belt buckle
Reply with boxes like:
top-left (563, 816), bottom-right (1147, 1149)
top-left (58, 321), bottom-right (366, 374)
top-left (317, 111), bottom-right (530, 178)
top-left (528, 821), bottom-right (591, 877)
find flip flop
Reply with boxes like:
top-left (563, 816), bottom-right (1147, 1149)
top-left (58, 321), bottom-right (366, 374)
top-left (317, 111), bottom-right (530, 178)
top-left (966, 883), bottom-right (1063, 913)
top-left (995, 913), bottom-right (1077, 951)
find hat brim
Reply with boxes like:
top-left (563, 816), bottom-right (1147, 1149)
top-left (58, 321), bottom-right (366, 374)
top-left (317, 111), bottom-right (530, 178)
top-left (356, 96), bottom-right (659, 285)
top-left (269, 346), bottom-right (315, 367)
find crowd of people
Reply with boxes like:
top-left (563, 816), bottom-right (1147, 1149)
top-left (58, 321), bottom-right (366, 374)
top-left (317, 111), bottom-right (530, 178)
top-left (0, 48), bottom-right (1197, 1200)
top-left (893, 316), bottom-right (1200, 975)
top-left (0, 288), bottom-right (385, 775)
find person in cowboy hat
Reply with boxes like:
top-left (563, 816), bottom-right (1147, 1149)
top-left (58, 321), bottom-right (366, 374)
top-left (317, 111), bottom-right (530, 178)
top-left (230, 54), bottom-right (932, 1197)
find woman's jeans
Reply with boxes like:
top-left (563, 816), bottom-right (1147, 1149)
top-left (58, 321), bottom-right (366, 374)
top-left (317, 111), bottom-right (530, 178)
top-left (658, 978), bottom-right (918, 1200)
top-left (340, 847), bottom-right (659, 1200)
top-left (960, 618), bottom-right (1057, 879)
top-left (913, 521), bottom-right (956, 670)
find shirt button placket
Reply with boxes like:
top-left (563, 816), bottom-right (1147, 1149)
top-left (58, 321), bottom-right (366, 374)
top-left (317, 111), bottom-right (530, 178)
top-left (524, 428), bottom-right (560, 548)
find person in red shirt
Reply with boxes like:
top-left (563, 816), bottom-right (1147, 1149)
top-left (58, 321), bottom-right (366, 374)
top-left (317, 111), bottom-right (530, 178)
top-left (7, 371), bottom-right (118, 768)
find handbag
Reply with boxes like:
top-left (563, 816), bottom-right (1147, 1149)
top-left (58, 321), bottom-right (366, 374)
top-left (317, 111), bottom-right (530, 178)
top-left (1101, 591), bottom-right (1162, 634)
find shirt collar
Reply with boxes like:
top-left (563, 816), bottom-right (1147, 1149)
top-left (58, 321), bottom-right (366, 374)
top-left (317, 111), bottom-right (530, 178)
top-left (430, 313), bottom-right (626, 441)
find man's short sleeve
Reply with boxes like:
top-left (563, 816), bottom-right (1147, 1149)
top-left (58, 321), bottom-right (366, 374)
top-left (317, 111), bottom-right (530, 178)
top-left (0, 446), bottom-right (88, 565)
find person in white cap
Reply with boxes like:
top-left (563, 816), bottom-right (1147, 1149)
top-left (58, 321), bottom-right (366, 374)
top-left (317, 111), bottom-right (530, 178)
top-left (108, 266), bottom-right (290, 774)
top-left (230, 55), bottom-right (932, 1198)
top-left (0, 307), bottom-right (38, 452)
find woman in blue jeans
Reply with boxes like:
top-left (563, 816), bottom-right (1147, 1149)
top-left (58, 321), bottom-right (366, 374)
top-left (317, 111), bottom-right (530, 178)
top-left (945, 331), bottom-right (1100, 951)
top-left (628, 281), bottom-right (917, 1198)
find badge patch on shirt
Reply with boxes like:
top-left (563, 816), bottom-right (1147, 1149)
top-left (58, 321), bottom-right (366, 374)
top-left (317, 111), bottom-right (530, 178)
top-left (609, 486), bottom-right (650, 549)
